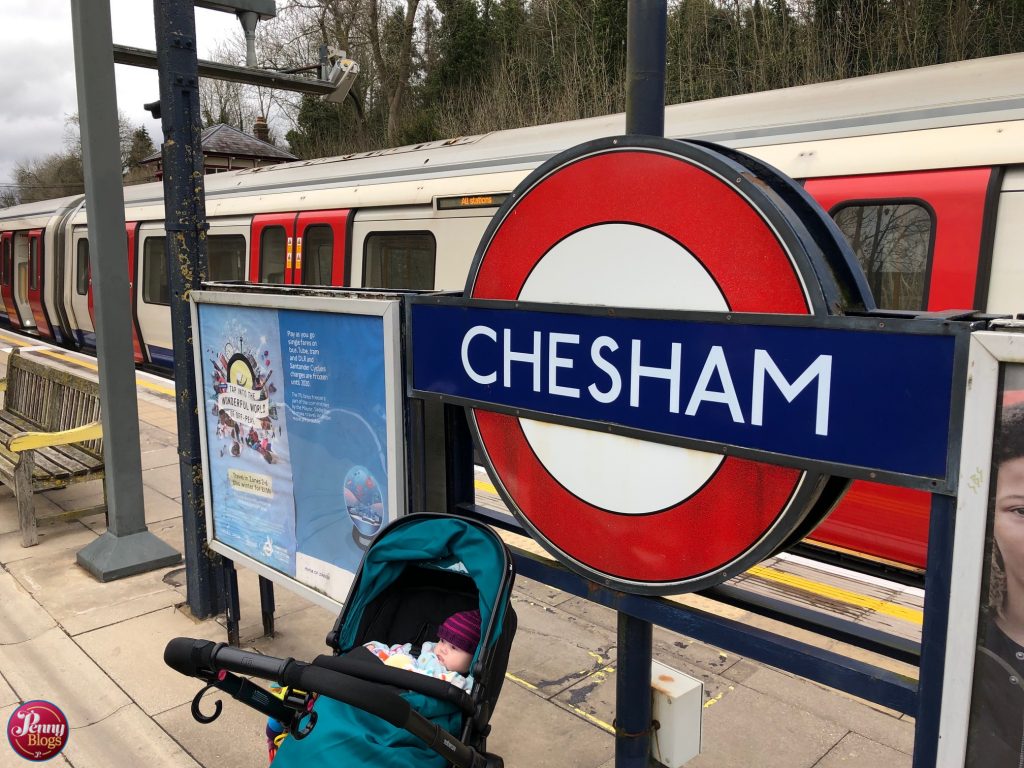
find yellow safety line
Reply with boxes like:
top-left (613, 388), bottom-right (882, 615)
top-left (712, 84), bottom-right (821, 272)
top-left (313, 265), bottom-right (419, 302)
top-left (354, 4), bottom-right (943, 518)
top-left (0, 330), bottom-right (176, 397)
top-left (747, 565), bottom-right (923, 625)
top-left (476, 477), bottom-right (923, 626)
top-left (504, 672), bottom-right (615, 733)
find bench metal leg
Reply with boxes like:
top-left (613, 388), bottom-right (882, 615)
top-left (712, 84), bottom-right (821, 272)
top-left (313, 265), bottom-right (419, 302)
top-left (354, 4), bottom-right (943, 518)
top-left (15, 454), bottom-right (36, 547)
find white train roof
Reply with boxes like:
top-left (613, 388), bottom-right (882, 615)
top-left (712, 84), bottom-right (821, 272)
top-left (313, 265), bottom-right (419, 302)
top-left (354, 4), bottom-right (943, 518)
top-left (3, 53), bottom-right (1023, 226)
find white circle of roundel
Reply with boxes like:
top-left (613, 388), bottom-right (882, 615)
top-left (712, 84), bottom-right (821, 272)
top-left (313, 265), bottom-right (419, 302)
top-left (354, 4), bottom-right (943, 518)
top-left (517, 223), bottom-right (728, 515)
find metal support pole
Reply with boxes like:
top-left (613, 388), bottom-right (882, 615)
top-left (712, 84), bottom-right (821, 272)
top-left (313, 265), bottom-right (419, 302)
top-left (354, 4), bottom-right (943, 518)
top-left (259, 575), bottom-right (276, 637)
top-left (154, 0), bottom-right (225, 618)
top-left (616, 611), bottom-right (654, 766)
top-left (224, 557), bottom-right (241, 647)
top-left (614, 4), bottom-right (667, 764)
top-left (71, 0), bottom-right (181, 581)
top-left (912, 494), bottom-right (956, 768)
top-left (625, 0), bottom-right (667, 137)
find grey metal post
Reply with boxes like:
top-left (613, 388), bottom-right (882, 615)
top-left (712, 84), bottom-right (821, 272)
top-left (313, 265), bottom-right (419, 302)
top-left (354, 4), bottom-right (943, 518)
top-left (154, 0), bottom-right (226, 619)
top-left (70, 0), bottom-right (182, 580)
top-left (625, 0), bottom-right (668, 137)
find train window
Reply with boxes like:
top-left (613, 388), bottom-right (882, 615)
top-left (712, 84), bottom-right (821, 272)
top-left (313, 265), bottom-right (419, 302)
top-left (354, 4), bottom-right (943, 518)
top-left (363, 232), bottom-right (436, 290)
top-left (831, 202), bottom-right (933, 311)
top-left (75, 240), bottom-right (89, 295)
top-left (260, 226), bottom-right (287, 283)
top-left (142, 236), bottom-right (170, 305)
top-left (28, 239), bottom-right (38, 291)
top-left (208, 235), bottom-right (246, 281)
top-left (301, 225), bottom-right (332, 285)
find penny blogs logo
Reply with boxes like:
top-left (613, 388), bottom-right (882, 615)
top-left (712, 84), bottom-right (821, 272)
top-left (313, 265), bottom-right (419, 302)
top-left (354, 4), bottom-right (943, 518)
top-left (6, 701), bottom-right (69, 761)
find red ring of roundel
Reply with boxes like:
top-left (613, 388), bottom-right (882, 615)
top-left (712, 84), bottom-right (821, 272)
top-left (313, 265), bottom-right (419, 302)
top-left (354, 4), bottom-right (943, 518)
top-left (470, 148), bottom-right (811, 584)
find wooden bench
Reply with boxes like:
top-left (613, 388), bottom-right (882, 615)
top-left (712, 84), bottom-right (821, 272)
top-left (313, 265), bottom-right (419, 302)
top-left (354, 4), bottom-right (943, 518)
top-left (0, 349), bottom-right (106, 546)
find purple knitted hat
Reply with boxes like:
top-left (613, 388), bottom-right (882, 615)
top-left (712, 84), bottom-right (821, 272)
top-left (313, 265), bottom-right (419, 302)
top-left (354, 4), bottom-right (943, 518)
top-left (438, 609), bottom-right (481, 653)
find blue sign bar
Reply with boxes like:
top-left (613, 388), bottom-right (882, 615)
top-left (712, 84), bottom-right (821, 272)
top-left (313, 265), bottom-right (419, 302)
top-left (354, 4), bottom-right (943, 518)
top-left (410, 302), bottom-right (959, 482)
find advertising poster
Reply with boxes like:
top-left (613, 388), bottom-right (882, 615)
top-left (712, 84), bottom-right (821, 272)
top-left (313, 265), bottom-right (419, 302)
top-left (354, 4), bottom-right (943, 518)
top-left (965, 363), bottom-right (1024, 766)
top-left (197, 294), bottom-right (402, 604)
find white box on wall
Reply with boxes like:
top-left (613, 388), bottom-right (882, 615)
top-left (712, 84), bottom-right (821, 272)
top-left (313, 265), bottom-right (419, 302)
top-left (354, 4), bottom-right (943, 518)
top-left (651, 660), bottom-right (703, 767)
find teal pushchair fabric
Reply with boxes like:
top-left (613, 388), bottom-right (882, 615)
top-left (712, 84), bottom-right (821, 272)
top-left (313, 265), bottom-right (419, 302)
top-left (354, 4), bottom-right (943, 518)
top-left (272, 516), bottom-right (513, 768)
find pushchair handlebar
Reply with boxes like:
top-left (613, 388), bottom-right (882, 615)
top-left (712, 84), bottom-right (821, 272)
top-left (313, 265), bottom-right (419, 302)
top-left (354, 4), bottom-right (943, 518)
top-left (165, 637), bottom-right (503, 768)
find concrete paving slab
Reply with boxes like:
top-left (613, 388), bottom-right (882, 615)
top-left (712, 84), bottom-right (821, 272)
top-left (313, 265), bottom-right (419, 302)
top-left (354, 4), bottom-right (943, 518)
top-left (0, 627), bottom-right (129, 727)
top-left (75, 606), bottom-right (224, 717)
top-left (0, 570), bottom-right (55, 644)
top-left (136, 425), bottom-right (178, 452)
top-left (248, 603), bottom-right (339, 662)
top-left (685, 684), bottom-right (847, 768)
top-left (730, 663), bottom-right (914, 754)
top-left (226, 568), bottom-right (321, 645)
top-left (506, 594), bottom-right (617, 697)
top-left (62, 702), bottom-right (201, 768)
top-left (487, 679), bottom-right (613, 768)
top-left (43, 481), bottom-right (105, 513)
top-left (0, 493), bottom-right (62, 537)
top-left (0, 519), bottom-right (97, 567)
top-left (78, 486), bottom-right (182, 533)
top-left (143, 464), bottom-right (186, 500)
top-left (0, 674), bottom-right (17, 708)
top-left (815, 731), bottom-right (912, 767)
top-left (140, 446), bottom-right (179, 472)
top-left (514, 575), bottom-right (573, 608)
top-left (155, 697), bottom-right (266, 768)
top-left (7, 547), bottom-right (182, 637)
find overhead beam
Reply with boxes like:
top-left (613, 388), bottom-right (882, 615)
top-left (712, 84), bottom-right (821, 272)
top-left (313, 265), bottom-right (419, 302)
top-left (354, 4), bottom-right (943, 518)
top-left (113, 44), bottom-right (335, 95)
top-left (194, 0), bottom-right (275, 18)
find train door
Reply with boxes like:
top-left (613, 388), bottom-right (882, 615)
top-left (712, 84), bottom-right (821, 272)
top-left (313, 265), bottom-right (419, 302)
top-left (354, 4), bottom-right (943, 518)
top-left (294, 210), bottom-right (349, 286)
top-left (26, 229), bottom-right (51, 338)
top-left (0, 233), bottom-right (14, 326)
top-left (250, 214), bottom-right (295, 284)
top-left (69, 229), bottom-right (94, 348)
top-left (249, 210), bottom-right (351, 286)
top-left (804, 166), bottom-right (999, 569)
top-left (11, 233), bottom-right (33, 330)
top-left (124, 222), bottom-right (144, 363)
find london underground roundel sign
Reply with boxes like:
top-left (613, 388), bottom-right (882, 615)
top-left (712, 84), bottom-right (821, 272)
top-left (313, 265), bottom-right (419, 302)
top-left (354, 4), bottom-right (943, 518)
top-left (465, 135), bottom-right (870, 594)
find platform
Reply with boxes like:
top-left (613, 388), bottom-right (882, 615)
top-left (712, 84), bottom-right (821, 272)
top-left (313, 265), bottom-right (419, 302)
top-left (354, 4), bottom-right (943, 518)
top-left (0, 331), bottom-right (917, 767)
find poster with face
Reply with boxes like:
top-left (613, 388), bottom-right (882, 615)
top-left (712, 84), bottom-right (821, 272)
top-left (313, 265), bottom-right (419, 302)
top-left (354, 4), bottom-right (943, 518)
top-left (965, 363), bottom-right (1024, 767)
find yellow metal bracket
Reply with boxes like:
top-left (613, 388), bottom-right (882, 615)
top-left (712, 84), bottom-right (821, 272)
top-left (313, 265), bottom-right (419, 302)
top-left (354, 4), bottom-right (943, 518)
top-left (8, 421), bottom-right (103, 452)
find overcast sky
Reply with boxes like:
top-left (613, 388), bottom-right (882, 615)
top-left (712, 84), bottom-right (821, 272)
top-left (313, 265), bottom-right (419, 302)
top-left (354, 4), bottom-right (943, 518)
top-left (0, 0), bottom-right (240, 189)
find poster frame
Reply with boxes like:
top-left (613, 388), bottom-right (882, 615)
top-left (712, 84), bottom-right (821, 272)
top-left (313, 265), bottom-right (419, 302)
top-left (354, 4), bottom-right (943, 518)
top-left (936, 326), bottom-right (1024, 766)
top-left (190, 287), bottom-right (407, 612)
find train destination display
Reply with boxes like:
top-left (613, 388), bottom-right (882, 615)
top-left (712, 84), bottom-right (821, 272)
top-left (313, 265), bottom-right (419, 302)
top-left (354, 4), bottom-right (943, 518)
top-left (192, 290), bottom-right (405, 606)
top-left (410, 135), bottom-right (966, 594)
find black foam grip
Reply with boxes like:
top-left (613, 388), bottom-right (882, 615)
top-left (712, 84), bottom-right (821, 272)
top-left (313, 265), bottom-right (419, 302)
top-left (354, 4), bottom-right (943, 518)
top-left (164, 637), bottom-right (216, 678)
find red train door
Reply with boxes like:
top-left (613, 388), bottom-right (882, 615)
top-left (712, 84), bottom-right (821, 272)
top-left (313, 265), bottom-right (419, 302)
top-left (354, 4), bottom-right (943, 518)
top-left (26, 229), bottom-right (52, 338)
top-left (250, 214), bottom-right (295, 284)
top-left (84, 223), bottom-right (144, 362)
top-left (0, 232), bottom-right (18, 325)
top-left (804, 167), bottom-right (999, 569)
top-left (295, 210), bottom-right (350, 286)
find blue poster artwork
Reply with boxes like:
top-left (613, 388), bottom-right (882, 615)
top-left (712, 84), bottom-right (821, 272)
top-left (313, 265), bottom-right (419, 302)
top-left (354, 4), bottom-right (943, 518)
top-left (199, 304), bottom-right (297, 575)
top-left (280, 310), bottom-right (389, 601)
top-left (197, 298), bottom-right (394, 603)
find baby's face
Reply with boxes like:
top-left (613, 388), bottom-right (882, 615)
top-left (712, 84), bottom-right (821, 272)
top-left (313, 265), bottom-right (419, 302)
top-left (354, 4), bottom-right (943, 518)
top-left (436, 638), bottom-right (472, 674)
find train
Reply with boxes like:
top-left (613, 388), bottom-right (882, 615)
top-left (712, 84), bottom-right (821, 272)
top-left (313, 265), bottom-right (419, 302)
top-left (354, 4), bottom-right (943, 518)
top-left (1, 52), bottom-right (1022, 574)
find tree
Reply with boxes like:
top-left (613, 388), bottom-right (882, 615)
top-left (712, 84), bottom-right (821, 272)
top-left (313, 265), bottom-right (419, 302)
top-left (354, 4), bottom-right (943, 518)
top-left (6, 112), bottom-right (156, 205)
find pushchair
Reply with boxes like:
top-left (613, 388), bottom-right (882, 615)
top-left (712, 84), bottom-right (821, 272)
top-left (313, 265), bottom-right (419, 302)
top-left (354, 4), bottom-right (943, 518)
top-left (165, 513), bottom-right (517, 768)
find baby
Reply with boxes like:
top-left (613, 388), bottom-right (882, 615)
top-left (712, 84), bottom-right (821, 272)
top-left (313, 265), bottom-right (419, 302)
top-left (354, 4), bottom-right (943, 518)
top-left (364, 609), bottom-right (480, 691)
